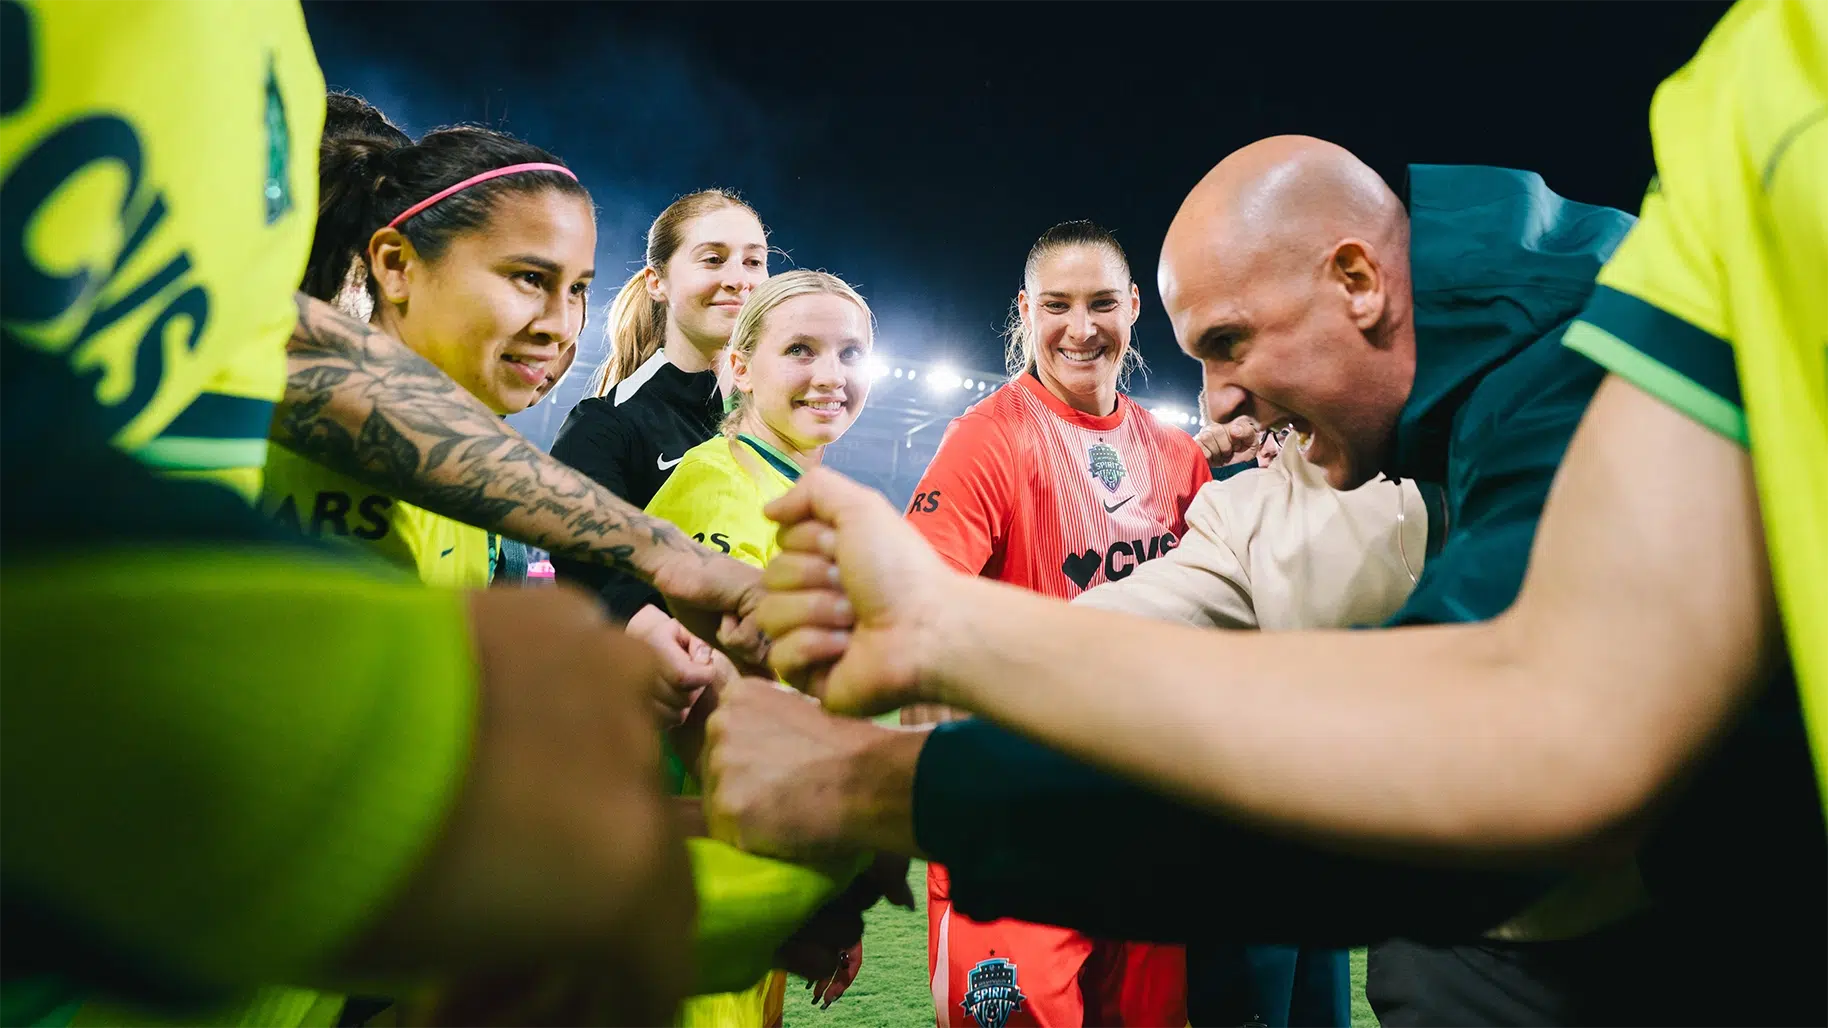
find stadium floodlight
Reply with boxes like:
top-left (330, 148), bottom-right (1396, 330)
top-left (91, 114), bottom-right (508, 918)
top-left (926, 365), bottom-right (962, 392)
top-left (867, 357), bottom-right (891, 380)
top-left (893, 367), bottom-right (904, 378)
top-left (961, 378), bottom-right (974, 390)
top-left (978, 381), bottom-right (989, 392)
top-left (1151, 406), bottom-right (1184, 424)
top-left (906, 368), bottom-right (918, 381)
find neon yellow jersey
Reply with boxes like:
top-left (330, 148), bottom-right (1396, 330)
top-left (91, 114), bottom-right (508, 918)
top-left (0, 0), bottom-right (324, 500)
top-left (646, 433), bottom-right (793, 795)
top-left (3, 552), bottom-right (476, 1027)
top-left (1, 6), bottom-right (468, 1027)
top-left (1562, 0), bottom-right (1828, 806)
top-left (261, 446), bottom-right (493, 588)
top-left (645, 434), bottom-right (799, 571)
top-left (646, 437), bottom-right (854, 1024)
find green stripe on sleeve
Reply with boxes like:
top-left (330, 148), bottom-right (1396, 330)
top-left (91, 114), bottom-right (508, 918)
top-left (135, 437), bottom-right (270, 472)
top-left (1564, 320), bottom-right (1748, 447)
top-left (1574, 285), bottom-right (1743, 405)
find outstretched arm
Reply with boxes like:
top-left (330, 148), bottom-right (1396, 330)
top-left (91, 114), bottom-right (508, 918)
top-left (758, 377), bottom-right (1777, 862)
top-left (928, 377), bottom-right (1773, 860)
top-left (275, 294), bottom-right (762, 653)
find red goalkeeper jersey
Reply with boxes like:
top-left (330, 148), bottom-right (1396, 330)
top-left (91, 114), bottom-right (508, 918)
top-left (906, 372), bottom-right (1210, 598)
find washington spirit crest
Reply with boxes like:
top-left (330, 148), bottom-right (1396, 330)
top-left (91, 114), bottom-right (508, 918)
top-left (1087, 441), bottom-right (1126, 493)
top-left (961, 957), bottom-right (1026, 1028)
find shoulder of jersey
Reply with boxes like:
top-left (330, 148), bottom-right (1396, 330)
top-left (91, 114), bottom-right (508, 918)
top-left (1120, 394), bottom-right (1198, 445)
top-left (680, 435), bottom-right (737, 469)
top-left (555, 394), bottom-right (635, 443)
top-left (958, 379), bottom-right (1029, 424)
top-left (569, 392), bottom-right (639, 421)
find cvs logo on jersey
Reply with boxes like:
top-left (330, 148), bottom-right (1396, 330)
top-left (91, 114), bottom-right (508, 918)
top-left (1, 0), bottom-right (211, 441)
top-left (1060, 531), bottom-right (1178, 590)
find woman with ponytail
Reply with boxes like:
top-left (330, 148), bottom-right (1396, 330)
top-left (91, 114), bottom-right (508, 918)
top-left (274, 101), bottom-right (597, 586)
top-left (551, 200), bottom-right (905, 1028)
top-left (273, 101), bottom-right (868, 1026)
top-left (549, 189), bottom-right (771, 719)
top-left (644, 269), bottom-right (885, 1028)
top-left (900, 221), bottom-right (1207, 1028)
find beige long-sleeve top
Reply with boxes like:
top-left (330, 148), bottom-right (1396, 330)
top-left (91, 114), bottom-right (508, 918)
top-left (1074, 445), bottom-right (1425, 631)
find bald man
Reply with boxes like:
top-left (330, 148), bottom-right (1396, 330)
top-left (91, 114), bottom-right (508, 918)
top-left (708, 148), bottom-right (1650, 1023)
top-left (698, 124), bottom-right (1825, 1024)
top-left (709, 0), bottom-right (1828, 1009)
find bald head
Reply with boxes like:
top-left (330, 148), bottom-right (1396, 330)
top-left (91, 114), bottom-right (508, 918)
top-left (1157, 136), bottom-right (1417, 490)
top-left (1163, 136), bottom-right (1406, 291)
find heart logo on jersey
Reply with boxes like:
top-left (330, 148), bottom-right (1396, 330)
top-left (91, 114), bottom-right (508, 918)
top-left (1061, 549), bottom-right (1101, 590)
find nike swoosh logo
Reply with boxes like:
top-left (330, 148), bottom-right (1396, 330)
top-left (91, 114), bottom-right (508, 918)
top-left (657, 454), bottom-right (684, 470)
top-left (440, 546), bottom-right (455, 557)
top-left (1102, 496), bottom-right (1135, 514)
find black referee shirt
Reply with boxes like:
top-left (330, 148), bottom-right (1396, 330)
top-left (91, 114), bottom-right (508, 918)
top-left (548, 351), bottom-right (723, 619)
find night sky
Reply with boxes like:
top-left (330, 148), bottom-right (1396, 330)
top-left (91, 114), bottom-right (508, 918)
top-left (303, 1), bottom-right (1732, 443)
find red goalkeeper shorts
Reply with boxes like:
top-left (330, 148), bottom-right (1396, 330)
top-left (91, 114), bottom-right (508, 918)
top-left (927, 862), bottom-right (1186, 1028)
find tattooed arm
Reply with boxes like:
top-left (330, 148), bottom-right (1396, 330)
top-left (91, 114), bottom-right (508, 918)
top-left (274, 293), bottom-right (765, 657)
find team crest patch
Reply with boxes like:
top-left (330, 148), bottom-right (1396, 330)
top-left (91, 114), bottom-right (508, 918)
top-left (262, 56), bottom-right (292, 224)
top-left (961, 957), bottom-right (1025, 1028)
top-left (1087, 441), bottom-right (1126, 493)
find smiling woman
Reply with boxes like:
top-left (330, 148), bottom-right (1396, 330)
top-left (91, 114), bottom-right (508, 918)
top-left (901, 220), bottom-right (1209, 1028)
top-left (1002, 219), bottom-right (1146, 416)
top-left (642, 269), bottom-right (878, 1028)
top-left (269, 97), bottom-right (597, 586)
top-left (549, 189), bottom-right (774, 621)
top-left (648, 270), bottom-right (876, 574)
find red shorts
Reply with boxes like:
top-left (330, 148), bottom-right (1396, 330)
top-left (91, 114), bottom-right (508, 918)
top-left (927, 863), bottom-right (1186, 1028)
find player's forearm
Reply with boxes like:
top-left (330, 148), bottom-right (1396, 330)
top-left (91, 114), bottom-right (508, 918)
top-left (836, 724), bottom-right (927, 859)
top-left (923, 577), bottom-right (1640, 862)
top-left (275, 294), bottom-right (712, 587)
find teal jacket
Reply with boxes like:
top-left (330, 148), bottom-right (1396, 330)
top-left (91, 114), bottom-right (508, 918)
top-left (1382, 163), bottom-right (1628, 626)
top-left (912, 165), bottom-right (1824, 983)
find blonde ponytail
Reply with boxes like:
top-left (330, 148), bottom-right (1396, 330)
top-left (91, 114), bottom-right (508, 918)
top-left (590, 271), bottom-right (666, 398)
top-left (1002, 294), bottom-right (1033, 379)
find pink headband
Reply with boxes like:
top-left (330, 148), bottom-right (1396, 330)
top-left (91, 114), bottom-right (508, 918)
top-left (386, 162), bottom-right (578, 229)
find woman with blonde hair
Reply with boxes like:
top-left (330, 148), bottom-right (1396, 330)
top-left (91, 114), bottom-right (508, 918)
top-left (645, 269), bottom-right (881, 1027)
top-left (550, 188), bottom-right (771, 720)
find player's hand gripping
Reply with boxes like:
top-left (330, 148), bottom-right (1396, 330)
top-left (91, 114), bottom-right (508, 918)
top-left (653, 550), bottom-right (772, 671)
top-left (1194, 416), bottom-right (1262, 467)
top-left (757, 468), bottom-right (951, 715)
top-left (623, 604), bottom-right (730, 726)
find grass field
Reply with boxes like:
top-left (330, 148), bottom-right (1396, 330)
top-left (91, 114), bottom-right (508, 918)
top-left (784, 859), bottom-right (1377, 1028)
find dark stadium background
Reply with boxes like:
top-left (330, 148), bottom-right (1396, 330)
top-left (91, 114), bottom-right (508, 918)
top-left (303, 0), bottom-right (1731, 509)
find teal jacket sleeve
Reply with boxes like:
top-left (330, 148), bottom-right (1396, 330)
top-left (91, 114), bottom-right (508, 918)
top-left (913, 719), bottom-right (1553, 947)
